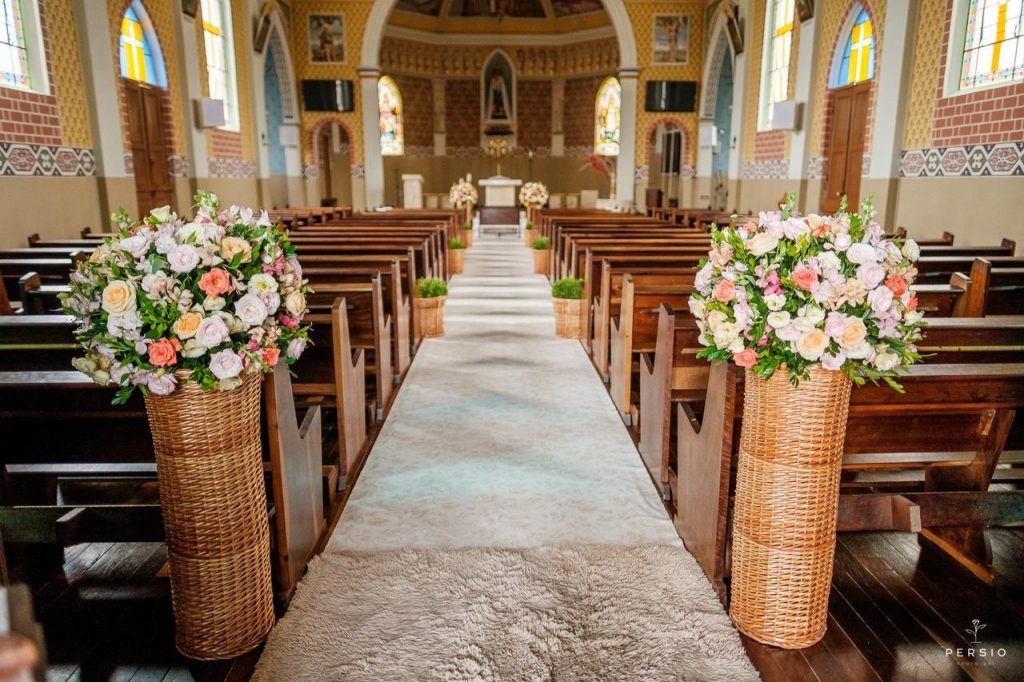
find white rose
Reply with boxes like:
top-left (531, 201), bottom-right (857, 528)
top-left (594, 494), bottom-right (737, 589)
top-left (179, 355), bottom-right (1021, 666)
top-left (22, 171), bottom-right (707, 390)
top-left (846, 340), bottom-right (874, 359)
top-left (833, 233), bottom-right (852, 252)
top-left (176, 222), bottom-right (207, 244)
top-left (713, 322), bottom-right (742, 349)
top-left (847, 243), bottom-right (879, 265)
top-left (764, 293), bottom-right (786, 311)
top-left (209, 349), bottom-right (244, 380)
top-left (149, 206), bottom-right (171, 223)
top-left (167, 244), bottom-right (200, 273)
top-left (874, 351), bottom-right (901, 372)
top-left (857, 263), bottom-right (886, 289)
top-left (688, 297), bottom-right (706, 318)
top-left (286, 337), bottom-right (307, 359)
top-left (794, 306), bottom-right (825, 332)
top-left (182, 338), bottom-right (208, 358)
top-left (155, 234), bottom-right (176, 255)
top-left (867, 286), bottom-right (894, 315)
top-left (248, 273), bottom-right (279, 293)
top-left (259, 291), bottom-right (282, 315)
top-left (817, 252), bottom-right (841, 272)
top-left (203, 295), bottom-right (227, 311)
top-left (118, 234), bottom-right (150, 259)
top-left (146, 373), bottom-right (178, 396)
top-left (767, 311), bottom-right (791, 328)
top-left (746, 232), bottom-right (780, 257)
top-left (706, 310), bottom-right (728, 332)
top-left (285, 290), bottom-right (307, 317)
top-left (795, 330), bottom-right (830, 361)
top-left (902, 239), bottom-right (920, 261)
top-left (235, 293), bottom-right (269, 326)
top-left (194, 315), bottom-right (230, 348)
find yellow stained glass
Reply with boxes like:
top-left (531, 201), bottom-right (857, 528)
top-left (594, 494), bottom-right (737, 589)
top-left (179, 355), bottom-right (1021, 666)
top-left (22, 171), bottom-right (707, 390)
top-left (848, 19), bottom-right (873, 84)
top-left (120, 13), bottom-right (147, 82)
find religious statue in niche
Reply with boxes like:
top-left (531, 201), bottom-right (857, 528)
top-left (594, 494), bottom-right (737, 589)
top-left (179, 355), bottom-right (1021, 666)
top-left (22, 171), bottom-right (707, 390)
top-left (487, 70), bottom-right (510, 121)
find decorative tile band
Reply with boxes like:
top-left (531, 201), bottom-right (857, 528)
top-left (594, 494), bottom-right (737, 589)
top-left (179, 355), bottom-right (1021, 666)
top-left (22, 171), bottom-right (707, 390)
top-left (808, 156), bottom-right (826, 180)
top-left (635, 164), bottom-right (649, 181)
top-left (350, 164), bottom-right (365, 179)
top-left (168, 155), bottom-right (188, 178)
top-left (900, 142), bottom-right (1024, 177)
top-left (208, 157), bottom-right (258, 179)
top-left (740, 158), bottom-right (789, 180)
top-left (0, 143), bottom-right (95, 176)
top-left (303, 164), bottom-right (318, 179)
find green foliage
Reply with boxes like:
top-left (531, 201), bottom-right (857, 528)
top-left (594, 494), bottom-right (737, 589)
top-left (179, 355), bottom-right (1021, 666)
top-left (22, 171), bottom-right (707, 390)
top-left (417, 277), bottom-right (448, 299)
top-left (551, 277), bottom-right (584, 300)
top-left (449, 238), bottom-right (465, 250)
top-left (461, 223), bottom-right (472, 231)
top-left (532, 237), bottom-right (550, 250)
top-left (525, 222), bottom-right (534, 231)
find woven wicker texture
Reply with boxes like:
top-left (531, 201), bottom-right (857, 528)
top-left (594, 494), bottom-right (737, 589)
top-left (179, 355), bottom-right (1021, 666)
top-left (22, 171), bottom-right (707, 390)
top-left (450, 250), bottom-right (465, 275)
top-left (144, 370), bottom-right (275, 660)
top-left (729, 366), bottom-right (852, 649)
top-left (416, 296), bottom-right (446, 338)
top-left (533, 250), bottom-right (549, 275)
top-left (553, 298), bottom-right (583, 339)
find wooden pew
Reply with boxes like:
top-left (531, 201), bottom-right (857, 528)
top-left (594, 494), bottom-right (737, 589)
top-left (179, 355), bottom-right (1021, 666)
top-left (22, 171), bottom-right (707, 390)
top-left (962, 259), bottom-right (1024, 316)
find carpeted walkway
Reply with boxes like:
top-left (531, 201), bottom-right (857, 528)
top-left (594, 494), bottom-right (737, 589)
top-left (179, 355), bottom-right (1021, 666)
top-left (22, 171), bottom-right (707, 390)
top-left (254, 235), bottom-right (758, 681)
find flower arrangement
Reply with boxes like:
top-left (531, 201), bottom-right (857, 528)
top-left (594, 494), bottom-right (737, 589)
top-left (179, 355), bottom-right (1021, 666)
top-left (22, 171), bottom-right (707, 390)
top-left (449, 177), bottom-right (478, 207)
top-left (690, 195), bottom-right (924, 389)
top-left (519, 182), bottom-right (549, 207)
top-left (61, 191), bottom-right (312, 404)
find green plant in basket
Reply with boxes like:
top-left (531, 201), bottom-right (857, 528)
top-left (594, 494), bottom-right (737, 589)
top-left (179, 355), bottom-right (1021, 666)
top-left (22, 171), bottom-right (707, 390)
top-left (417, 277), bottom-right (448, 299)
top-left (449, 238), bottom-right (465, 250)
top-left (525, 222), bottom-right (534, 231)
top-left (552, 277), bottom-right (584, 300)
top-left (532, 237), bottom-right (550, 250)
top-left (461, 223), bottom-right (472, 231)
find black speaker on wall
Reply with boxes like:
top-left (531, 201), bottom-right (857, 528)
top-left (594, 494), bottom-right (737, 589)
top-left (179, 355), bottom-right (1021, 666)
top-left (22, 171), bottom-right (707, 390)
top-left (302, 80), bottom-right (355, 112)
top-left (645, 81), bottom-right (697, 113)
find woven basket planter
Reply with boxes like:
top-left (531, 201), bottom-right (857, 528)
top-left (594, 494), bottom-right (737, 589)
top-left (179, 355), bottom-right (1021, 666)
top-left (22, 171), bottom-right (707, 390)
top-left (462, 229), bottom-right (473, 248)
top-left (552, 297), bottom-right (583, 339)
top-left (533, 249), bottom-right (549, 275)
top-left (415, 295), bottom-right (446, 337)
top-left (144, 370), bottom-right (275, 660)
top-left (523, 229), bottom-right (534, 247)
top-left (450, 249), bottom-right (465, 275)
top-left (729, 366), bottom-right (852, 649)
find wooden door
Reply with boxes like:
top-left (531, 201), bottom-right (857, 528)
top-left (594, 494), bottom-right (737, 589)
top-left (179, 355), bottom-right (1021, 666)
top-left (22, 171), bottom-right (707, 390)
top-left (822, 81), bottom-right (870, 214)
top-left (123, 79), bottom-right (173, 215)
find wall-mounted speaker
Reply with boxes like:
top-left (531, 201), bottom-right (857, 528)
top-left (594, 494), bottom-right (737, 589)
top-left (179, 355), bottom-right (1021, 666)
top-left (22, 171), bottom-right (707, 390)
top-left (194, 97), bottom-right (226, 128)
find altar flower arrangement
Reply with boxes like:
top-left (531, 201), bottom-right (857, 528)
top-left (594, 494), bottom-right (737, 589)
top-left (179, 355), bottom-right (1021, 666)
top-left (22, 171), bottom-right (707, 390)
top-left (61, 191), bottom-right (312, 404)
top-left (519, 181), bottom-right (549, 207)
top-left (449, 176), bottom-right (478, 207)
top-left (690, 195), bottom-right (925, 389)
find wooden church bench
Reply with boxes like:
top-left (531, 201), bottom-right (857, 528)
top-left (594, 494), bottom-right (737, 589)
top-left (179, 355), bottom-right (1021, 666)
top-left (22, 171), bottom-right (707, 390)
top-left (916, 239), bottom-right (1016, 257)
top-left (560, 236), bottom-right (708, 280)
top-left (961, 259), bottom-right (1024, 316)
top-left (914, 255), bottom-right (1024, 284)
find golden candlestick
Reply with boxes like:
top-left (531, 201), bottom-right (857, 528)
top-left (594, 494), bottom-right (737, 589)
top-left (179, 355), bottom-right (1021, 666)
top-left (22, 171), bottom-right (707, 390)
top-left (487, 138), bottom-right (510, 177)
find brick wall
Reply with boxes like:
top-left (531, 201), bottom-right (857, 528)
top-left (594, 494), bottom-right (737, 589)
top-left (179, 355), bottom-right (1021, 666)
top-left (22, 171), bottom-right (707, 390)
top-left (445, 80), bottom-right (480, 150)
top-left (0, 0), bottom-right (61, 146)
top-left (394, 75), bottom-right (433, 149)
top-left (753, 130), bottom-right (786, 160)
top-left (210, 129), bottom-right (243, 159)
top-left (929, 0), bottom-right (1024, 147)
top-left (564, 75), bottom-right (604, 151)
top-left (516, 80), bottom-right (551, 151)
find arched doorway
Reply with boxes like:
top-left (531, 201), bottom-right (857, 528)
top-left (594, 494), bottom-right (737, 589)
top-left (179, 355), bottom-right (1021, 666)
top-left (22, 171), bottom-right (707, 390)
top-left (646, 120), bottom-right (685, 206)
top-left (711, 49), bottom-right (733, 211)
top-left (312, 120), bottom-right (353, 208)
top-left (118, 0), bottom-right (173, 214)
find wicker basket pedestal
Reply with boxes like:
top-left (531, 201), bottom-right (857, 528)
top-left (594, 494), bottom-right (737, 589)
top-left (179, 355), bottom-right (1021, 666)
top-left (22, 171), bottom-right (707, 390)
top-left (144, 370), bottom-right (274, 660)
top-left (523, 229), bottom-right (534, 247)
top-left (415, 295), bottom-right (446, 337)
top-left (450, 249), bottom-right (465, 275)
top-left (729, 366), bottom-right (852, 649)
top-left (552, 298), bottom-right (583, 339)
top-left (462, 229), bottom-right (473, 248)
top-left (533, 249), bottom-right (549, 275)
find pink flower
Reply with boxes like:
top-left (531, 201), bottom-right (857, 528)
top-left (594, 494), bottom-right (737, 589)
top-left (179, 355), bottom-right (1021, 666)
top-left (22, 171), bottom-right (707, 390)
top-left (278, 314), bottom-right (298, 329)
top-left (733, 348), bottom-right (758, 368)
top-left (262, 347), bottom-right (281, 366)
top-left (792, 268), bottom-right (819, 292)
top-left (885, 274), bottom-right (908, 297)
top-left (713, 279), bottom-right (736, 303)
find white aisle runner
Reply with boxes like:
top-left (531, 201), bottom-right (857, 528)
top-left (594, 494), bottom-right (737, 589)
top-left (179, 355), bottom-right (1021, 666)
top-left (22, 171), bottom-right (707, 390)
top-left (253, 236), bottom-right (758, 681)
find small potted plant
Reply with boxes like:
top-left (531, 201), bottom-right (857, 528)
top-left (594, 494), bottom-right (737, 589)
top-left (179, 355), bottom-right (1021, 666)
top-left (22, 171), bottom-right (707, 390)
top-left (551, 277), bottom-right (584, 339)
top-left (523, 221), bottom-right (534, 247)
top-left (415, 277), bottom-right (448, 337)
top-left (461, 222), bottom-right (474, 248)
top-left (449, 237), bottom-right (466, 275)
top-left (532, 237), bottom-right (550, 275)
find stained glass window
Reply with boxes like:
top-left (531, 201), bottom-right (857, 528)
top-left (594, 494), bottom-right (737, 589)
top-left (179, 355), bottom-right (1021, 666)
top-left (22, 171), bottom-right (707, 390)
top-left (378, 76), bottom-right (404, 156)
top-left (594, 77), bottom-right (621, 156)
top-left (201, 0), bottom-right (238, 129)
top-left (0, 0), bottom-right (30, 89)
top-left (960, 0), bottom-right (1024, 89)
top-left (120, 6), bottom-right (158, 85)
top-left (759, 0), bottom-right (794, 129)
top-left (837, 8), bottom-right (875, 86)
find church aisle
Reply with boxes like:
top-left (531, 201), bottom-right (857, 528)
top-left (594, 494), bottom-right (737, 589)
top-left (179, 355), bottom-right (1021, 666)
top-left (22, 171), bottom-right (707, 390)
top-left (326, 234), bottom-right (680, 551)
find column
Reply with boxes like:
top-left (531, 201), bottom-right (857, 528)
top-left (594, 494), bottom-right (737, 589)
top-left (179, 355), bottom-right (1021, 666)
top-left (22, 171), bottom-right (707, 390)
top-left (728, 51), bottom-right (746, 211)
top-left (551, 78), bottom-right (565, 157)
top-left (788, 15), bottom-right (822, 213)
top-left (617, 68), bottom-right (640, 206)
top-left (359, 67), bottom-right (384, 209)
top-left (432, 78), bottom-right (446, 157)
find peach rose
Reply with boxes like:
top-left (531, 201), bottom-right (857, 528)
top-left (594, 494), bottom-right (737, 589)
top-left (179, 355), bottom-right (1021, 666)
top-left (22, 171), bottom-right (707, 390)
top-left (262, 347), bottom-right (281, 366)
top-left (733, 348), bottom-right (758, 368)
top-left (885, 274), bottom-right (908, 297)
top-left (791, 268), bottom-right (819, 292)
top-left (220, 237), bottom-right (252, 264)
top-left (198, 268), bottom-right (232, 297)
top-left (101, 280), bottom-right (137, 314)
top-left (172, 311), bottom-right (203, 339)
top-left (795, 330), bottom-right (830, 360)
top-left (148, 338), bottom-right (178, 367)
top-left (713, 279), bottom-right (736, 303)
top-left (840, 318), bottom-right (868, 349)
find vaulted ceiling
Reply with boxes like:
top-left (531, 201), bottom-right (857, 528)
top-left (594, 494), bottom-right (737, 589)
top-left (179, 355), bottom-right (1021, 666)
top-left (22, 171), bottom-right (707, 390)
top-left (389, 0), bottom-right (610, 34)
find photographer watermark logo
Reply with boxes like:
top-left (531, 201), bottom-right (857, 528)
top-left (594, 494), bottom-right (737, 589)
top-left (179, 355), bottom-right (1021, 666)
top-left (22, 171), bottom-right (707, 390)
top-left (946, 620), bottom-right (1007, 667)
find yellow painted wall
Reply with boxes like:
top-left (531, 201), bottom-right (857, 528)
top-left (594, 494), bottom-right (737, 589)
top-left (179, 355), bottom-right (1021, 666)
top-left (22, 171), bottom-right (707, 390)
top-left (902, 0), bottom-right (945, 149)
top-left (45, 0), bottom-right (91, 148)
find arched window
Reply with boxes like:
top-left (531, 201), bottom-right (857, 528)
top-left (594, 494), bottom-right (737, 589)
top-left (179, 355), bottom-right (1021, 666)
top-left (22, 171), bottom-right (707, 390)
top-left (378, 76), bottom-right (403, 156)
top-left (594, 77), bottom-right (621, 156)
top-left (758, 0), bottom-right (795, 130)
top-left (835, 8), bottom-right (875, 87)
top-left (201, 0), bottom-right (238, 130)
top-left (959, 0), bottom-right (1024, 90)
top-left (1, 0), bottom-right (46, 92)
top-left (120, 4), bottom-right (165, 86)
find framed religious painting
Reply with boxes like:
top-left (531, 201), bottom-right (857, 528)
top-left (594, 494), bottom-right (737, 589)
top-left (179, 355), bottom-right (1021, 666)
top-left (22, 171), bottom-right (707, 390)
top-left (308, 14), bottom-right (344, 63)
top-left (652, 15), bottom-right (689, 64)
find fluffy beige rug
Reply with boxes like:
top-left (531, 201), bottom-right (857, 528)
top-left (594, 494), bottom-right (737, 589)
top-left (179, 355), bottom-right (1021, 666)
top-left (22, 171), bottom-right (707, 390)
top-left (253, 544), bottom-right (759, 681)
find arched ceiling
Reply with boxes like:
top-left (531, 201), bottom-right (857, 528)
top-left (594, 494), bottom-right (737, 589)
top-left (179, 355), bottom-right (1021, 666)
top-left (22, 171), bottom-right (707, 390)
top-left (389, 0), bottom-right (610, 34)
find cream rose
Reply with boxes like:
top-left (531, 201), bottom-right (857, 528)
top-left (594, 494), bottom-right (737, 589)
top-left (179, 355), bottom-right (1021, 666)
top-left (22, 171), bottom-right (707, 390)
top-left (194, 315), bottom-right (230, 348)
top-left (795, 330), bottom-right (830, 360)
top-left (285, 290), bottom-right (307, 317)
top-left (209, 349), bottom-right (244, 380)
top-left (839, 318), bottom-right (868, 349)
top-left (248, 273), bottom-right (279, 293)
top-left (874, 351), bottom-right (901, 371)
top-left (173, 311), bottom-right (203, 339)
top-left (101, 280), bottom-right (137, 314)
top-left (220, 237), bottom-right (253, 264)
top-left (746, 232), bottom-right (779, 257)
top-left (235, 293), bottom-right (269, 326)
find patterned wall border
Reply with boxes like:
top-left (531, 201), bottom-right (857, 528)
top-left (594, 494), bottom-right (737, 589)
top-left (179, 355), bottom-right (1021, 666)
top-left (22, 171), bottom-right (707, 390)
top-left (0, 143), bottom-right (95, 176)
top-left (900, 142), bottom-right (1024, 178)
top-left (807, 153), bottom-right (873, 180)
top-left (208, 157), bottom-right (258, 179)
top-left (301, 163), bottom-right (366, 179)
top-left (740, 158), bottom-right (789, 180)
